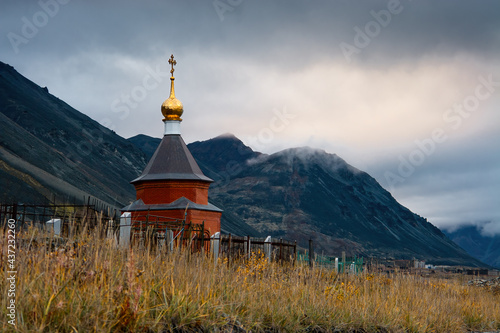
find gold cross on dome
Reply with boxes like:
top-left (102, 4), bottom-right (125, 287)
top-left (168, 54), bottom-right (177, 75)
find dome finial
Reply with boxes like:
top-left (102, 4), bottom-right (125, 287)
top-left (168, 54), bottom-right (177, 77)
top-left (161, 54), bottom-right (183, 122)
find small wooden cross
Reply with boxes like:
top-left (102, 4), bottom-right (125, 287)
top-left (168, 54), bottom-right (177, 75)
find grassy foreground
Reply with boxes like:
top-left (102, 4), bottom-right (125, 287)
top-left (1, 225), bottom-right (499, 332)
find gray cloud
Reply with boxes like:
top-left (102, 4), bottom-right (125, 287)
top-left (367, 129), bottom-right (500, 231)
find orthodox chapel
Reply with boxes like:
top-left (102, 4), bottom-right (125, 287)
top-left (122, 55), bottom-right (222, 235)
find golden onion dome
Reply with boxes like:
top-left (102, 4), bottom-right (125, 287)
top-left (161, 77), bottom-right (183, 121)
top-left (161, 54), bottom-right (183, 122)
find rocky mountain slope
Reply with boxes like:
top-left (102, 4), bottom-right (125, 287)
top-left (130, 133), bottom-right (484, 266)
top-left (127, 134), bottom-right (161, 160)
top-left (444, 226), bottom-right (500, 269)
top-left (0, 61), bottom-right (146, 207)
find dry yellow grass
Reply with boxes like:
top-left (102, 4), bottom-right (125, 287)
top-left (1, 224), bottom-right (499, 332)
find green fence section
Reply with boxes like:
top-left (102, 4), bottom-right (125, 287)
top-left (297, 252), bottom-right (364, 273)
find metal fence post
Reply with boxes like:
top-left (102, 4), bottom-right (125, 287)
top-left (342, 251), bottom-right (346, 273)
top-left (228, 233), bottom-right (232, 267)
top-left (247, 235), bottom-right (251, 259)
top-left (200, 222), bottom-right (205, 255)
top-left (294, 240), bottom-right (297, 264)
top-left (308, 239), bottom-right (314, 268)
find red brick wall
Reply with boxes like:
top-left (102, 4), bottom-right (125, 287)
top-left (134, 180), bottom-right (210, 205)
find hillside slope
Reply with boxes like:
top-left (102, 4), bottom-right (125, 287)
top-left (0, 61), bottom-right (147, 207)
top-left (444, 226), bottom-right (500, 269)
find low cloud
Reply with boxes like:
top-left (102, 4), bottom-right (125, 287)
top-left (481, 221), bottom-right (500, 237)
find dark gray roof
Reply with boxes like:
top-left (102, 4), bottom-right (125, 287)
top-left (122, 197), bottom-right (222, 213)
top-left (131, 134), bottom-right (213, 183)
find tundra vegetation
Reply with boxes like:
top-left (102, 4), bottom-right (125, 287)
top-left (1, 222), bottom-right (499, 332)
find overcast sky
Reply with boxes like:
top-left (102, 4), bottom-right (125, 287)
top-left (1, 0), bottom-right (499, 235)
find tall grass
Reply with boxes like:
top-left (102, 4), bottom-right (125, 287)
top-left (1, 223), bottom-right (499, 332)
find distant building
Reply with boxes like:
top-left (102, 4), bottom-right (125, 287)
top-left (122, 55), bottom-right (222, 235)
top-left (413, 259), bottom-right (426, 268)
